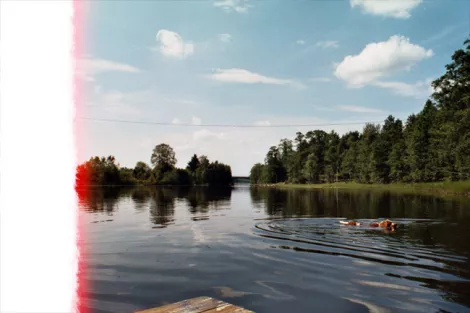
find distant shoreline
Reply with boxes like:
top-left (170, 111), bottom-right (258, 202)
top-left (76, 183), bottom-right (234, 188)
top-left (251, 181), bottom-right (470, 197)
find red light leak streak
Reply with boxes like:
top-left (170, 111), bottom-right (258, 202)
top-left (73, 1), bottom-right (89, 312)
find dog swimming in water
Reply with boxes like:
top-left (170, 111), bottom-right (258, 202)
top-left (340, 219), bottom-right (398, 230)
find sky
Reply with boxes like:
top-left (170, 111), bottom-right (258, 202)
top-left (78, 0), bottom-right (470, 176)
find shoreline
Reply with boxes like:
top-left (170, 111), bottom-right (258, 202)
top-left (251, 181), bottom-right (470, 198)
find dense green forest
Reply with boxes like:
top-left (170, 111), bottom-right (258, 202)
top-left (76, 143), bottom-right (233, 187)
top-left (251, 38), bottom-right (470, 185)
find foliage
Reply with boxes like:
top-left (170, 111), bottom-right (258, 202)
top-left (150, 143), bottom-right (177, 171)
top-left (250, 163), bottom-right (265, 184)
top-left (204, 161), bottom-right (233, 186)
top-left (133, 162), bottom-right (151, 181)
top-left (161, 169), bottom-right (191, 185)
top-left (76, 145), bottom-right (233, 187)
top-left (250, 37), bottom-right (470, 185)
top-left (119, 167), bottom-right (137, 185)
top-left (76, 156), bottom-right (121, 186)
top-left (186, 154), bottom-right (200, 174)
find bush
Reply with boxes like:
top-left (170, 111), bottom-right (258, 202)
top-left (161, 169), bottom-right (191, 185)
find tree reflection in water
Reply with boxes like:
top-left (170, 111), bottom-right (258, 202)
top-left (77, 187), bottom-right (122, 215)
top-left (78, 186), bottom-right (233, 226)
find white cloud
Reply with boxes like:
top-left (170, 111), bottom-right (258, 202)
top-left (192, 116), bottom-right (202, 125)
top-left (214, 0), bottom-right (252, 13)
top-left (193, 129), bottom-right (225, 141)
top-left (207, 68), bottom-right (304, 88)
top-left (310, 77), bottom-right (332, 83)
top-left (334, 35), bottom-right (433, 87)
top-left (87, 90), bottom-right (149, 119)
top-left (254, 120), bottom-right (271, 126)
top-left (296, 40), bottom-right (306, 45)
top-left (350, 0), bottom-right (423, 19)
top-left (172, 118), bottom-right (182, 124)
top-left (77, 57), bottom-right (140, 82)
top-left (312, 104), bottom-right (336, 112)
top-left (79, 57), bottom-right (140, 74)
top-left (218, 33), bottom-right (232, 43)
top-left (420, 26), bottom-right (457, 46)
top-left (337, 105), bottom-right (384, 113)
top-left (174, 143), bottom-right (194, 152)
top-left (155, 29), bottom-right (194, 59)
top-left (372, 78), bottom-right (434, 99)
top-left (316, 41), bottom-right (339, 49)
top-left (94, 85), bottom-right (101, 94)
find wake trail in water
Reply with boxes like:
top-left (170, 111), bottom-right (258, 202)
top-left (254, 218), bottom-right (470, 279)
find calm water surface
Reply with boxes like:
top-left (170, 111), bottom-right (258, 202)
top-left (79, 186), bottom-right (470, 313)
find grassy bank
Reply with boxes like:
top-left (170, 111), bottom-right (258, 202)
top-left (257, 181), bottom-right (470, 197)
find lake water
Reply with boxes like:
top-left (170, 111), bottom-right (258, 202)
top-left (78, 186), bottom-right (470, 313)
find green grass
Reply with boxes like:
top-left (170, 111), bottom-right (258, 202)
top-left (267, 180), bottom-right (470, 197)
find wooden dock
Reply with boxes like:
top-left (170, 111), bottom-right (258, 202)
top-left (136, 296), bottom-right (254, 313)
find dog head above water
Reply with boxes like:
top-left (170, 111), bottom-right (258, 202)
top-left (379, 219), bottom-right (393, 227)
top-left (378, 219), bottom-right (398, 231)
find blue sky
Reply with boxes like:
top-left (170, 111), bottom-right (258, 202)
top-left (79, 0), bottom-right (469, 176)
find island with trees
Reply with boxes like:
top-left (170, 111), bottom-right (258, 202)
top-left (250, 38), bottom-right (470, 191)
top-left (76, 143), bottom-right (233, 187)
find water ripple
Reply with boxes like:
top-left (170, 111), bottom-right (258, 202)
top-left (253, 217), bottom-right (470, 311)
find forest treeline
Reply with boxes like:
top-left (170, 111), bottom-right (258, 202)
top-left (251, 38), bottom-right (470, 185)
top-left (76, 143), bottom-right (233, 187)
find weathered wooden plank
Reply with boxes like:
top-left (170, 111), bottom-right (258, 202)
top-left (204, 304), bottom-right (254, 313)
top-left (136, 297), bottom-right (220, 313)
top-left (136, 296), bottom-right (253, 313)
